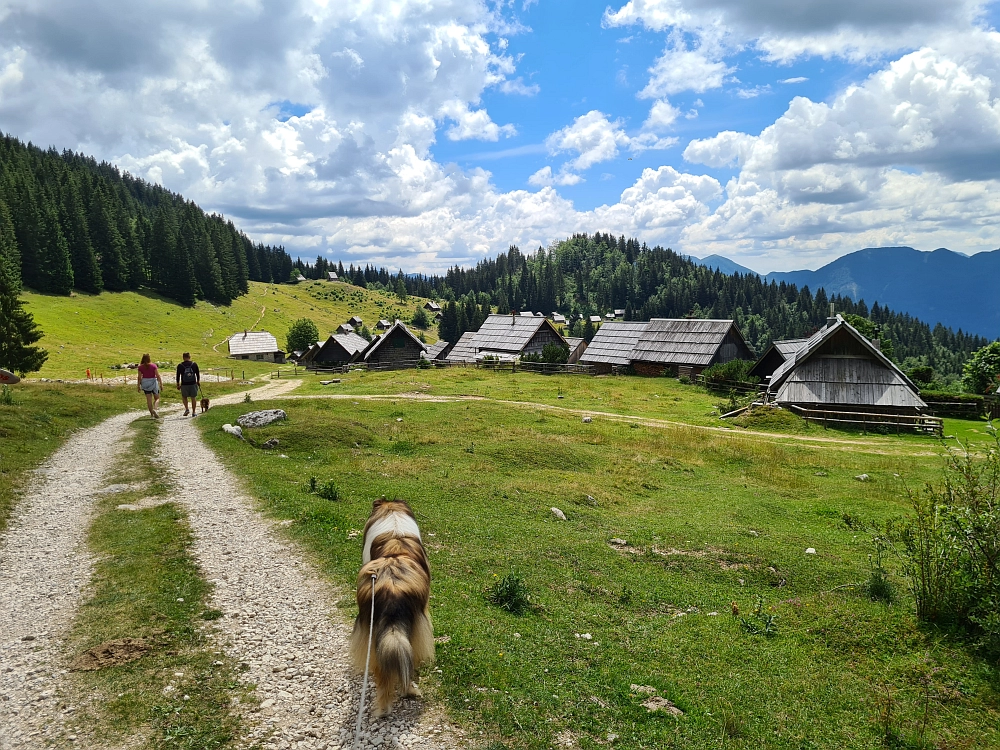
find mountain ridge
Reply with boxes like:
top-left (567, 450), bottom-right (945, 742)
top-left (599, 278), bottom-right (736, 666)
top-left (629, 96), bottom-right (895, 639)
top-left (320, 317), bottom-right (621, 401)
top-left (691, 246), bottom-right (1000, 339)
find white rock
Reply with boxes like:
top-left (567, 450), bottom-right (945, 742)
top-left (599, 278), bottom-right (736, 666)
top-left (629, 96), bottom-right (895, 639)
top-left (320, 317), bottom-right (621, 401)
top-left (550, 507), bottom-right (567, 521)
top-left (805, 548), bottom-right (816, 555)
top-left (237, 409), bottom-right (288, 429)
top-left (582, 416), bottom-right (592, 423)
top-left (855, 473), bottom-right (871, 482)
top-left (222, 424), bottom-right (244, 440)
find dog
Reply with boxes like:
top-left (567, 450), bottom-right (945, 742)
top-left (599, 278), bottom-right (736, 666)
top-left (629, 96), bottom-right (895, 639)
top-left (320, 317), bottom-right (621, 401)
top-left (199, 397), bottom-right (210, 414)
top-left (349, 498), bottom-right (434, 718)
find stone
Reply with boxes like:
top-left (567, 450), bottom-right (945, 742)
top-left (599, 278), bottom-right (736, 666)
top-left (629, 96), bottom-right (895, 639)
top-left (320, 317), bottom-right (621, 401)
top-left (550, 507), bottom-right (567, 521)
top-left (582, 416), bottom-right (592, 423)
top-left (609, 538), bottom-right (628, 546)
top-left (642, 696), bottom-right (683, 716)
top-left (222, 424), bottom-right (244, 440)
top-left (237, 409), bottom-right (288, 429)
top-left (262, 438), bottom-right (280, 450)
top-left (855, 473), bottom-right (871, 482)
top-left (116, 504), bottom-right (140, 511)
top-left (805, 548), bottom-right (816, 554)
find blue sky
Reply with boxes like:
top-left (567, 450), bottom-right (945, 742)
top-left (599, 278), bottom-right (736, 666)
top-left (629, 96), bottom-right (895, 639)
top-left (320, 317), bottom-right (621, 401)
top-left (3, 0), bottom-right (1000, 273)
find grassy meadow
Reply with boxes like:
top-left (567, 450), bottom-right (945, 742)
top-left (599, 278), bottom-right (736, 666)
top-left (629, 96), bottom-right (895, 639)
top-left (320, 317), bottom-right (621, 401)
top-left (197, 382), bottom-right (1000, 750)
top-left (21, 279), bottom-right (438, 380)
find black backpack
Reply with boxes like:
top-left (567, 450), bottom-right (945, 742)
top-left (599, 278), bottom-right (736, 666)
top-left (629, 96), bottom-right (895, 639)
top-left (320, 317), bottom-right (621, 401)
top-left (180, 362), bottom-right (197, 385)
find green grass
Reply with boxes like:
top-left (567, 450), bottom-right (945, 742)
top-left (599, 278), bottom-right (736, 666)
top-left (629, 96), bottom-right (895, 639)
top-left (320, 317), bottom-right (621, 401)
top-left (0, 382), bottom-right (135, 532)
top-left (69, 418), bottom-right (247, 749)
top-left (197, 391), bottom-right (1000, 749)
top-left (22, 280), bottom-right (438, 379)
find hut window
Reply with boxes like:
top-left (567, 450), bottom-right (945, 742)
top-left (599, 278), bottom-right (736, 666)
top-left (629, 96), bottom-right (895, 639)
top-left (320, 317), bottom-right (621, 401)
top-left (393, 338), bottom-right (406, 348)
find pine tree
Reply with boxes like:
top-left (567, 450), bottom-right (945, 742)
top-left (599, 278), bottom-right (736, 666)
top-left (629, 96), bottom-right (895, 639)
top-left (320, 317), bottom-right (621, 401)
top-left (0, 203), bottom-right (47, 374)
top-left (89, 185), bottom-right (127, 291)
top-left (59, 174), bottom-right (102, 293)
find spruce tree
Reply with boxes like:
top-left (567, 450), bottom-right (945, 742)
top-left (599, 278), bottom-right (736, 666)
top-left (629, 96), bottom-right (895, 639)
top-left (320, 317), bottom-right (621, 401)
top-left (0, 204), bottom-right (47, 374)
top-left (89, 185), bottom-right (127, 291)
top-left (60, 174), bottom-right (102, 293)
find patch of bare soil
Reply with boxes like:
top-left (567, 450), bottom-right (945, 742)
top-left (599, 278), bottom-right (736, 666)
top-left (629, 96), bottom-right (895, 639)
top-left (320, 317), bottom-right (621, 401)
top-left (70, 638), bottom-right (149, 671)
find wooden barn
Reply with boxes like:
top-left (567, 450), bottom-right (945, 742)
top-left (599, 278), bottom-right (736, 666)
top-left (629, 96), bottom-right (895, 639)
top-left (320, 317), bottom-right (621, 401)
top-left (579, 321), bottom-right (649, 374)
top-left (565, 336), bottom-right (587, 364)
top-left (766, 315), bottom-right (929, 419)
top-left (227, 331), bottom-right (285, 363)
top-left (463, 313), bottom-right (567, 360)
top-left (362, 322), bottom-right (426, 369)
top-left (424, 301), bottom-right (442, 313)
top-left (629, 319), bottom-right (754, 377)
top-left (348, 315), bottom-right (363, 327)
top-left (337, 323), bottom-right (354, 335)
top-left (748, 338), bottom-right (809, 381)
top-left (311, 332), bottom-right (369, 367)
top-left (423, 339), bottom-right (451, 361)
top-left (327, 271), bottom-right (339, 282)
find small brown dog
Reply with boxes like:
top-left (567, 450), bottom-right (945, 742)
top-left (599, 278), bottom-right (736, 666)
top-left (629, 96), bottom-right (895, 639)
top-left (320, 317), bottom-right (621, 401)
top-left (199, 397), bottom-right (210, 414)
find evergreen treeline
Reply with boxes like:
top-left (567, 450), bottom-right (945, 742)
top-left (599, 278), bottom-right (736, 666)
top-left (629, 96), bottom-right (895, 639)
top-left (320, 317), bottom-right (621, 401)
top-left (0, 133), bottom-right (294, 306)
top-left (312, 233), bottom-right (989, 377)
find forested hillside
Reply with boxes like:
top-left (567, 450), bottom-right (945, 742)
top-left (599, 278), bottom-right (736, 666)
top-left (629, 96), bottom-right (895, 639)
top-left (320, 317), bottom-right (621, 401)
top-left (0, 134), bottom-right (293, 306)
top-left (307, 233), bottom-right (989, 378)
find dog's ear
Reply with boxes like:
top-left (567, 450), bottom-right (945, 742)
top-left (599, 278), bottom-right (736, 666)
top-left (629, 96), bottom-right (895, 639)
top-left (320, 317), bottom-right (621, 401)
top-left (372, 495), bottom-right (389, 509)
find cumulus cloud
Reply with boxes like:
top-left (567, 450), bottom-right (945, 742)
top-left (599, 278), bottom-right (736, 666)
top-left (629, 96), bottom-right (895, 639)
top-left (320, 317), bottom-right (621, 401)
top-left (439, 100), bottom-right (516, 141)
top-left (639, 43), bottom-right (732, 97)
top-left (683, 131), bottom-right (757, 167)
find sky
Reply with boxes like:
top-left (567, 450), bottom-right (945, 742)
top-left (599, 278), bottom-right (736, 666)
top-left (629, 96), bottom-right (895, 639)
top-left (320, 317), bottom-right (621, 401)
top-left (2, 0), bottom-right (1000, 273)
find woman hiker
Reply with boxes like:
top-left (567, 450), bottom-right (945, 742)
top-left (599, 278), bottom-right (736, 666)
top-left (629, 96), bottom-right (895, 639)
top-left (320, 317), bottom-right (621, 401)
top-left (137, 353), bottom-right (163, 418)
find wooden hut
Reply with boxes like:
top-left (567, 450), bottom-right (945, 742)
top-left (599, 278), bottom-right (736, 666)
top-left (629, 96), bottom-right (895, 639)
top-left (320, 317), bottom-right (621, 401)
top-left (565, 336), bottom-right (587, 364)
top-left (337, 323), bottom-right (354, 335)
top-left (766, 315), bottom-right (928, 418)
top-left (748, 338), bottom-right (809, 381)
top-left (311, 332), bottom-right (369, 368)
top-left (423, 339), bottom-right (451, 361)
top-left (579, 321), bottom-right (649, 375)
top-left (376, 319), bottom-right (391, 331)
top-left (463, 314), bottom-right (567, 360)
top-left (327, 271), bottom-right (339, 282)
top-left (362, 322), bottom-right (426, 369)
top-left (227, 331), bottom-right (285, 363)
top-left (629, 319), bottom-right (753, 377)
top-left (348, 315), bottom-right (363, 327)
top-left (424, 301), bottom-right (442, 312)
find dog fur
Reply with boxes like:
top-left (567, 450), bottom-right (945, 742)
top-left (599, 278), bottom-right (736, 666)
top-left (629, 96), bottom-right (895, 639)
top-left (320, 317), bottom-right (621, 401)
top-left (349, 499), bottom-right (434, 717)
top-left (199, 397), bottom-right (210, 413)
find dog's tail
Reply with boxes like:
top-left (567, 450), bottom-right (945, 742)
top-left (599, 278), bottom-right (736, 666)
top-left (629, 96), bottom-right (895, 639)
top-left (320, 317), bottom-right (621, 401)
top-left (375, 623), bottom-right (413, 700)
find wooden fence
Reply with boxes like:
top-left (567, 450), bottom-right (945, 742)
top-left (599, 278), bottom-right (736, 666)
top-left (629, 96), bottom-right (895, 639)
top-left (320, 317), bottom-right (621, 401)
top-left (787, 405), bottom-right (943, 436)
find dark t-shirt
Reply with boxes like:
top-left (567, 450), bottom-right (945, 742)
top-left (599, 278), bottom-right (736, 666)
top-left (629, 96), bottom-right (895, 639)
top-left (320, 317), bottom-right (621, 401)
top-left (176, 361), bottom-right (200, 385)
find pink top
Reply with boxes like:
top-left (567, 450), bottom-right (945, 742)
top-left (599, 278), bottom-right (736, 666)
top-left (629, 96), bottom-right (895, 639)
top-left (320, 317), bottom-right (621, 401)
top-left (138, 363), bottom-right (158, 379)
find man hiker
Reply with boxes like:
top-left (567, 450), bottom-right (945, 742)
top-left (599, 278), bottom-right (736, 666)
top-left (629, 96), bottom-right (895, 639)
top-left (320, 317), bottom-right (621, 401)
top-left (176, 352), bottom-right (201, 416)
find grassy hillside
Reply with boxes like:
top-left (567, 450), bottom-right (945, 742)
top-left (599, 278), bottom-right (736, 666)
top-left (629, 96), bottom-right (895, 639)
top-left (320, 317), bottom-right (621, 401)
top-left (21, 280), bottom-right (438, 379)
top-left (199, 388), bottom-right (1000, 750)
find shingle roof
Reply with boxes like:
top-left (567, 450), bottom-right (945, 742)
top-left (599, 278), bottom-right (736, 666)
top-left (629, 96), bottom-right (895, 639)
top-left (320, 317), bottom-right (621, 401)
top-left (337, 323), bottom-right (354, 335)
top-left (348, 316), bottom-right (363, 326)
top-left (519, 311), bottom-right (535, 318)
top-left (423, 340), bottom-right (450, 359)
top-left (327, 271), bottom-right (338, 281)
top-left (333, 332), bottom-right (369, 356)
top-left (774, 338), bottom-right (809, 357)
top-left (227, 331), bottom-right (281, 356)
top-left (589, 315), bottom-right (602, 323)
top-left (552, 313), bottom-right (567, 324)
top-left (446, 331), bottom-right (479, 362)
top-left (630, 319), bottom-right (743, 367)
top-left (468, 314), bottom-right (564, 355)
top-left (579, 321), bottom-right (649, 366)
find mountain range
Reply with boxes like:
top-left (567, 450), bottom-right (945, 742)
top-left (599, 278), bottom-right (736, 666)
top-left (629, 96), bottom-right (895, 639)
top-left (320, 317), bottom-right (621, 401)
top-left (692, 247), bottom-right (1000, 339)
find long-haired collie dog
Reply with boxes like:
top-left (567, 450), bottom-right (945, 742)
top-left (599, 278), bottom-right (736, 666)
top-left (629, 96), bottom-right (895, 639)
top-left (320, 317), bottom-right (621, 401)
top-left (349, 498), bottom-right (434, 718)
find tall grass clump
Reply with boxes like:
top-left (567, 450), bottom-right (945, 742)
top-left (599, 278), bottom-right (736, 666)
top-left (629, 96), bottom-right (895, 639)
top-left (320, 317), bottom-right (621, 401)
top-left (486, 572), bottom-right (532, 615)
top-left (887, 423), bottom-right (1000, 656)
top-left (0, 385), bottom-right (16, 406)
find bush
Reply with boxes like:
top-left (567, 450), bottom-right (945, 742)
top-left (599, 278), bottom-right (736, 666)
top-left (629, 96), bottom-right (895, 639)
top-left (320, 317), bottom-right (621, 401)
top-left (919, 391), bottom-right (985, 404)
top-left (0, 385), bottom-right (16, 406)
top-left (315, 480), bottom-right (340, 501)
top-left (286, 318), bottom-right (319, 354)
top-left (486, 572), bottom-right (531, 615)
top-left (702, 359), bottom-right (759, 386)
top-left (909, 365), bottom-right (935, 385)
top-left (417, 357), bottom-right (431, 369)
top-left (885, 424), bottom-right (1000, 656)
top-left (541, 342), bottom-right (569, 364)
top-left (963, 341), bottom-right (1000, 395)
top-left (411, 307), bottom-right (430, 329)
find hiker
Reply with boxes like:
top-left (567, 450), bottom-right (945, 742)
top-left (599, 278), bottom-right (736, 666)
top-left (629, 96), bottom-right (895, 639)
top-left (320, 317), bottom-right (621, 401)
top-left (137, 354), bottom-right (162, 418)
top-left (176, 352), bottom-right (201, 417)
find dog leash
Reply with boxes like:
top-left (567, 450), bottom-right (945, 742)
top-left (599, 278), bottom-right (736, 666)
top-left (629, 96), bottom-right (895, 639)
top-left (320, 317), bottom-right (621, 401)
top-left (353, 571), bottom-right (378, 750)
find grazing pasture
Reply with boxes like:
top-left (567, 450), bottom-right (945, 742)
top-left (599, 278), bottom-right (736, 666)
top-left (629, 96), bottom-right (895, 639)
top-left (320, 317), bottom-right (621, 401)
top-left (199, 384), bottom-right (1000, 750)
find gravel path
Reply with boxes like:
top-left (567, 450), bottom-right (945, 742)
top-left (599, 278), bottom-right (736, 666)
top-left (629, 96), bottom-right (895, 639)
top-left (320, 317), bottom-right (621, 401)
top-left (0, 411), bottom-right (140, 750)
top-left (156, 403), bottom-right (464, 750)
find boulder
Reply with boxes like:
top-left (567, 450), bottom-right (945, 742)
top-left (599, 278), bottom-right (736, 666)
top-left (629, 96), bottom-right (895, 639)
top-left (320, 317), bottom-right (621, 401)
top-left (550, 507), bottom-right (567, 521)
top-left (222, 424), bottom-right (244, 440)
top-left (237, 409), bottom-right (287, 429)
top-left (854, 473), bottom-right (871, 482)
top-left (582, 416), bottom-right (592, 423)
top-left (262, 438), bottom-right (280, 450)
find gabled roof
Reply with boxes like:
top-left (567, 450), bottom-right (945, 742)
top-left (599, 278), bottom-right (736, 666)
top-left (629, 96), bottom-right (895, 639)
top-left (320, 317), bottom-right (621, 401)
top-left (580, 321), bottom-right (649, 366)
top-left (315, 332), bottom-right (368, 362)
top-left (519, 311), bottom-right (536, 318)
top-left (774, 338), bottom-right (810, 357)
top-left (337, 323), bottom-right (354, 335)
top-left (468, 314), bottom-right (566, 355)
top-left (423, 340), bottom-right (450, 359)
top-left (377, 319), bottom-right (391, 328)
top-left (348, 315), bottom-right (363, 326)
top-left (768, 316), bottom-right (920, 395)
top-left (630, 319), bottom-right (749, 367)
top-left (589, 315), bottom-right (602, 323)
top-left (327, 271), bottom-right (339, 280)
top-left (446, 331), bottom-right (479, 362)
top-left (551, 313), bottom-right (567, 324)
top-left (228, 331), bottom-right (281, 356)
top-left (424, 301), bottom-right (442, 311)
top-left (362, 321), bottom-right (426, 360)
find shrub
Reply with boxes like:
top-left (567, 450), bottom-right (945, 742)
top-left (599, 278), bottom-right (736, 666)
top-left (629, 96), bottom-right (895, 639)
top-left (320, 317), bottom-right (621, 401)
top-left (416, 357), bottom-right (431, 369)
top-left (541, 342), bottom-right (569, 364)
top-left (702, 359), bottom-right (759, 386)
top-left (962, 341), bottom-right (1000, 395)
top-left (677, 375), bottom-right (692, 385)
top-left (286, 318), bottom-right (319, 354)
top-left (315, 480), bottom-right (340, 501)
top-left (886, 424), bottom-right (1000, 655)
top-left (0, 385), bottom-right (16, 406)
top-left (486, 572), bottom-right (531, 615)
top-left (411, 307), bottom-right (430, 329)
top-left (908, 365), bottom-right (935, 385)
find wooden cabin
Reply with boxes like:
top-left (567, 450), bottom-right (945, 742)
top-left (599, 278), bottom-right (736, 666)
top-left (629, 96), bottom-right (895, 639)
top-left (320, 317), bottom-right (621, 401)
top-left (446, 331), bottom-right (479, 363)
top-left (227, 331), bottom-right (285, 363)
top-left (767, 316), bottom-right (927, 415)
top-left (459, 314), bottom-right (568, 361)
top-left (327, 271), bottom-right (339, 282)
top-left (564, 337), bottom-right (587, 364)
top-left (629, 319), bottom-right (754, 377)
top-left (311, 332), bottom-right (369, 367)
top-left (423, 340), bottom-right (451, 361)
top-left (362, 322), bottom-right (426, 369)
top-left (348, 315), bottom-right (363, 327)
top-left (579, 321), bottom-right (649, 375)
top-left (424, 301), bottom-right (442, 312)
top-left (336, 323), bottom-right (354, 335)
top-left (376, 319), bottom-right (391, 331)
top-left (748, 338), bottom-right (809, 381)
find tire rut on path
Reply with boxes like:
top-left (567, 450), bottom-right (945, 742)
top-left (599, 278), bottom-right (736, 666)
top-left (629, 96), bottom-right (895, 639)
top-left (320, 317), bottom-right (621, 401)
top-left (156, 408), bottom-right (464, 750)
top-left (0, 411), bottom-right (141, 750)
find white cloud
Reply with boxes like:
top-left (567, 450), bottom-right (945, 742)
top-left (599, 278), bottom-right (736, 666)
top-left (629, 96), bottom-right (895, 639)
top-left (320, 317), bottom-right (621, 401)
top-left (438, 100), bottom-right (516, 141)
top-left (779, 76), bottom-right (808, 84)
top-left (643, 98), bottom-right (681, 130)
top-left (528, 166), bottom-right (582, 186)
top-left (546, 110), bottom-right (631, 171)
top-left (683, 131), bottom-right (757, 167)
top-left (639, 43), bottom-right (732, 97)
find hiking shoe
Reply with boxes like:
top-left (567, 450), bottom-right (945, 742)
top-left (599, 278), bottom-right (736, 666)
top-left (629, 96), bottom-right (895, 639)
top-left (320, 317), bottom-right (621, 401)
top-left (183, 409), bottom-right (190, 416)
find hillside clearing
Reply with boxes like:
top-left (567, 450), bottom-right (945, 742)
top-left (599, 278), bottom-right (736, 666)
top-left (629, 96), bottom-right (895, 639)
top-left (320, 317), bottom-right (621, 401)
top-left (198, 392), bottom-right (1000, 750)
